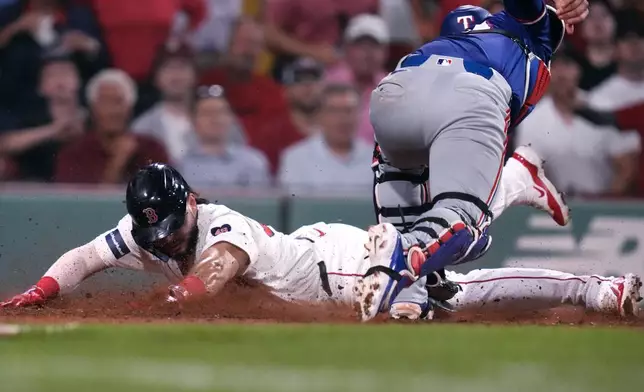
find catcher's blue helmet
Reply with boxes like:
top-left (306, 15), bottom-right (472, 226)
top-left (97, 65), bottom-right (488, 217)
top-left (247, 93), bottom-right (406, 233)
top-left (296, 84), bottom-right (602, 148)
top-left (440, 5), bottom-right (492, 35)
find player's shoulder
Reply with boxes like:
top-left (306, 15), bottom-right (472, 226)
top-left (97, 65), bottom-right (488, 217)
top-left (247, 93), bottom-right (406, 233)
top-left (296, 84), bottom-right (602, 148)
top-left (197, 202), bottom-right (251, 228)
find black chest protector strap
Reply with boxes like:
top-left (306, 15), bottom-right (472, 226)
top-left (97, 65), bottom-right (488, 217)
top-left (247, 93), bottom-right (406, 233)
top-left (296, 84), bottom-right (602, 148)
top-left (448, 29), bottom-right (531, 58)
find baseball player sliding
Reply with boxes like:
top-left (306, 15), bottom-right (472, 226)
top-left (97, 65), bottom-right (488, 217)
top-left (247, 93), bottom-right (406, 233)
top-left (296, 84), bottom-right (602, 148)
top-left (2, 160), bottom-right (640, 322)
top-left (366, 0), bottom-right (589, 319)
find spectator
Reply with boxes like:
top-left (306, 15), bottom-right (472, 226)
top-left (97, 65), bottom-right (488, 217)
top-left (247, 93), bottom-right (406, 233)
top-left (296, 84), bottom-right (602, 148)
top-left (134, 43), bottom-right (246, 161)
top-left (0, 0), bottom-right (105, 112)
top-left (200, 17), bottom-right (302, 172)
top-left (482, 0), bottom-right (504, 13)
top-left (0, 54), bottom-right (85, 181)
top-left (516, 52), bottom-right (640, 197)
top-left (408, 0), bottom-right (439, 42)
top-left (282, 57), bottom-right (324, 137)
top-left (179, 85), bottom-right (270, 189)
top-left (584, 12), bottom-right (644, 195)
top-left (92, 0), bottom-right (205, 82)
top-left (278, 84), bottom-right (372, 192)
top-left (55, 69), bottom-right (169, 184)
top-left (131, 43), bottom-right (197, 163)
top-left (171, 0), bottom-right (242, 59)
top-left (326, 14), bottom-right (389, 144)
top-left (573, 0), bottom-right (618, 90)
top-left (587, 13), bottom-right (644, 111)
top-left (264, 0), bottom-right (378, 77)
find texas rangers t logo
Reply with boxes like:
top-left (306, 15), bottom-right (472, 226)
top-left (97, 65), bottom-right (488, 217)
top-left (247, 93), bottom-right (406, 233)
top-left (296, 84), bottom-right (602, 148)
top-left (457, 15), bottom-right (474, 30)
top-left (142, 207), bottom-right (158, 224)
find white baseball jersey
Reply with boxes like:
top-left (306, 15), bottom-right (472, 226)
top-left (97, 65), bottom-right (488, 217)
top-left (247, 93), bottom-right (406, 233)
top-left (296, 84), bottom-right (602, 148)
top-left (92, 203), bottom-right (370, 303)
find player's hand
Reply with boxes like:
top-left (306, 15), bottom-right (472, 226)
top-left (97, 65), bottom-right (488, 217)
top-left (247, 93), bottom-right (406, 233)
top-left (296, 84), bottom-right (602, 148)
top-left (166, 284), bottom-right (190, 303)
top-left (166, 276), bottom-right (208, 303)
top-left (0, 286), bottom-right (47, 308)
top-left (555, 0), bottom-right (590, 28)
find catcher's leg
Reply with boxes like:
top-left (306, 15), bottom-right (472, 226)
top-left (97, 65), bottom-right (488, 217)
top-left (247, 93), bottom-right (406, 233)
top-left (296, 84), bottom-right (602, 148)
top-left (399, 70), bottom-right (512, 279)
top-left (368, 65), bottom-right (509, 319)
top-left (446, 268), bottom-right (642, 317)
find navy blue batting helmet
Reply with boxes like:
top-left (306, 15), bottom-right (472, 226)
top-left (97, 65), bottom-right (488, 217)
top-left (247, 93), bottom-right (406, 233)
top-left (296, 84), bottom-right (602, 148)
top-left (126, 163), bottom-right (191, 247)
top-left (440, 5), bottom-right (492, 36)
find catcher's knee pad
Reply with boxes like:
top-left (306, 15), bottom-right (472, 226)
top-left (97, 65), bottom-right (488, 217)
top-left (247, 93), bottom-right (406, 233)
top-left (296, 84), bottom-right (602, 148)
top-left (456, 228), bottom-right (492, 265)
top-left (372, 143), bottom-right (430, 230)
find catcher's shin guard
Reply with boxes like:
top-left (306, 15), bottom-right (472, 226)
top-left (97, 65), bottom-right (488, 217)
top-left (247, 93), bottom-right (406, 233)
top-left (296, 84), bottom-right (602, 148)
top-left (407, 193), bottom-right (494, 278)
top-left (372, 143), bottom-right (430, 230)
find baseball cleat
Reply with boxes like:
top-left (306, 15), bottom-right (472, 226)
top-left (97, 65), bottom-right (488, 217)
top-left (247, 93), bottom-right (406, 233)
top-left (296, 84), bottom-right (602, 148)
top-left (353, 223), bottom-right (416, 321)
top-left (390, 301), bottom-right (434, 320)
top-left (511, 145), bottom-right (570, 226)
top-left (597, 273), bottom-right (643, 317)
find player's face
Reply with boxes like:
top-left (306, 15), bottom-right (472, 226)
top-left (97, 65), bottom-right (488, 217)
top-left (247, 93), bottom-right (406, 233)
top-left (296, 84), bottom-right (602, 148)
top-left (581, 3), bottom-right (615, 44)
top-left (152, 196), bottom-right (199, 259)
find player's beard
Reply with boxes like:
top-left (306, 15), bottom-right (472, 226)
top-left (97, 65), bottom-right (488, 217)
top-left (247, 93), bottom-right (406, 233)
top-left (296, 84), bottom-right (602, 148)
top-left (176, 224), bottom-right (200, 275)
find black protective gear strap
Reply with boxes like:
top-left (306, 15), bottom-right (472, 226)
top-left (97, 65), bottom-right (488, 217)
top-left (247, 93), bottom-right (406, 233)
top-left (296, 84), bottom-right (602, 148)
top-left (410, 216), bottom-right (451, 230)
top-left (364, 265), bottom-right (402, 281)
top-left (431, 192), bottom-right (494, 221)
top-left (375, 170), bottom-right (429, 185)
top-left (454, 29), bottom-right (531, 57)
top-left (414, 226), bottom-right (439, 239)
top-left (378, 205), bottom-right (432, 218)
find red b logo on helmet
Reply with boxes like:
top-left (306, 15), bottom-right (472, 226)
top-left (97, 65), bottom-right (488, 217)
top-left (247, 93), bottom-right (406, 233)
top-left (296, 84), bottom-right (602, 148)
top-left (142, 207), bottom-right (158, 224)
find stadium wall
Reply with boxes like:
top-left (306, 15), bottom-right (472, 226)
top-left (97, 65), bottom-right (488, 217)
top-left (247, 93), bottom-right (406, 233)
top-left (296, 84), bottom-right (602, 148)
top-left (2, 188), bottom-right (643, 293)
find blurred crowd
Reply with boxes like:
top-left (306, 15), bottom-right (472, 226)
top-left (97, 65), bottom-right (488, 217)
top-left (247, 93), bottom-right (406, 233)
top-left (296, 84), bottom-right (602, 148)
top-left (0, 0), bottom-right (642, 199)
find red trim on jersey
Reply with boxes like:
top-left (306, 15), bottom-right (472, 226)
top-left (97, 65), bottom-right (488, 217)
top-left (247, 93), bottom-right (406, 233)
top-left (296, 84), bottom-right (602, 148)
top-left (454, 274), bottom-right (611, 285)
top-left (477, 109), bottom-right (511, 225)
top-left (515, 59), bottom-right (551, 126)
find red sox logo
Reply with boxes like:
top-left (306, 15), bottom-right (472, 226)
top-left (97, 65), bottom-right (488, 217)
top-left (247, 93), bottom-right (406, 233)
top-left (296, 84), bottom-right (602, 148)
top-left (211, 224), bottom-right (232, 236)
top-left (142, 207), bottom-right (158, 224)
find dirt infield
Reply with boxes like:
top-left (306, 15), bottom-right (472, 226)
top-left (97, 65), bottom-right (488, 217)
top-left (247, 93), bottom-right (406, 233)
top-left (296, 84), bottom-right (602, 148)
top-left (1, 281), bottom-right (643, 327)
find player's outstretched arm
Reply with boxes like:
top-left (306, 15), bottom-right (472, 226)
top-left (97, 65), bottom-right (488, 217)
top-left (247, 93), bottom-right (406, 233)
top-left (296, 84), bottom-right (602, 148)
top-left (0, 243), bottom-right (109, 308)
top-left (166, 242), bottom-right (250, 303)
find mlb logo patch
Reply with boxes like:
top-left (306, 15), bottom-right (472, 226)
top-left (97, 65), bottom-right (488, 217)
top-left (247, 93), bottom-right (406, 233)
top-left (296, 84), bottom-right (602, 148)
top-left (437, 58), bottom-right (452, 66)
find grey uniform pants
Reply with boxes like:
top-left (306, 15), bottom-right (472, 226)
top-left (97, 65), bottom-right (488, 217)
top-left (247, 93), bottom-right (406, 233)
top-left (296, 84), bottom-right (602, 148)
top-left (370, 55), bottom-right (512, 251)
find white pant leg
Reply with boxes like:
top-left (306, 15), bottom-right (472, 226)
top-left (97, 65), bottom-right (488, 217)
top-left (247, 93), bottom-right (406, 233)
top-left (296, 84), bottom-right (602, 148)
top-left (308, 223), bottom-right (371, 305)
top-left (445, 268), bottom-right (611, 311)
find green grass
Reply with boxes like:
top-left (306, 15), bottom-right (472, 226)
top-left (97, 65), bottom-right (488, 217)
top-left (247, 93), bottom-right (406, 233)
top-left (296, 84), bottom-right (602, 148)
top-left (1, 323), bottom-right (643, 392)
